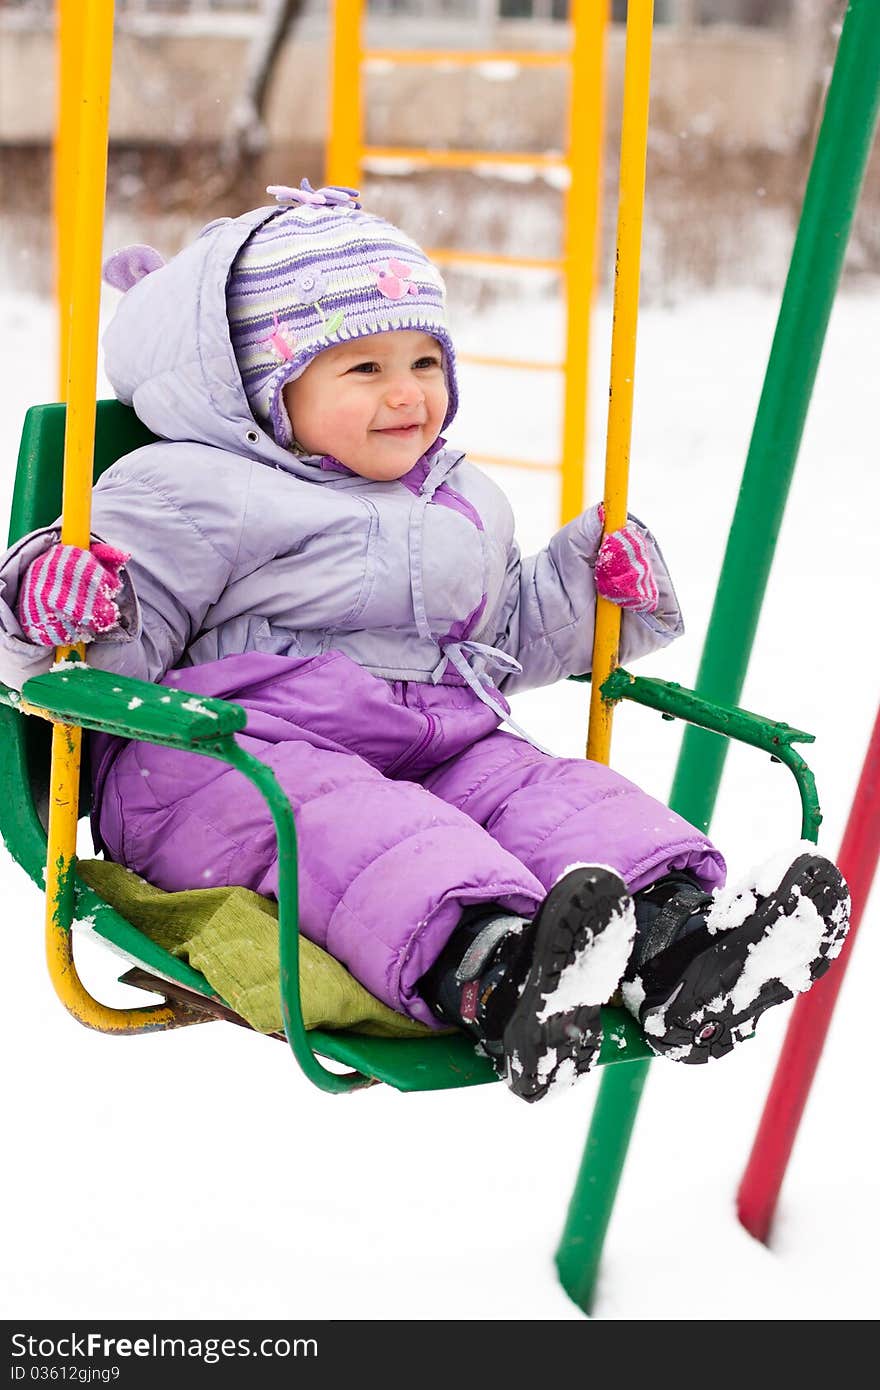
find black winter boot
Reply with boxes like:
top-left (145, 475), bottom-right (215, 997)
top-left (622, 849), bottom-right (850, 1064)
top-left (420, 865), bottom-right (636, 1102)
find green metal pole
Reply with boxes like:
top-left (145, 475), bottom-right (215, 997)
top-left (555, 0), bottom-right (880, 1315)
top-left (673, 0), bottom-right (880, 831)
top-left (555, 1059), bottom-right (649, 1311)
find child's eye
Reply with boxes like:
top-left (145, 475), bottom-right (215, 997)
top-left (414, 356), bottom-right (441, 370)
top-left (349, 361), bottom-right (379, 374)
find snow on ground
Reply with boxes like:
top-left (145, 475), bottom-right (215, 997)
top-left (0, 279), bottom-right (877, 1321)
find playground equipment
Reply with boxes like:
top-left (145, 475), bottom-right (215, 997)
top-left (328, 0), bottom-right (608, 523)
top-left (0, 0), bottom-right (876, 1317)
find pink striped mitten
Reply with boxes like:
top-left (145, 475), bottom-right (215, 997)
top-left (17, 542), bottom-right (130, 647)
top-left (594, 520), bottom-right (659, 613)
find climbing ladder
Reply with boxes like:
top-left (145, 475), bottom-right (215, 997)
top-left (326, 0), bottom-right (608, 524)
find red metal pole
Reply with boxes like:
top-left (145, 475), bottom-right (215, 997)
top-left (737, 704), bottom-right (880, 1244)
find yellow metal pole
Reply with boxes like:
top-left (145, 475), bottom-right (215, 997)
top-left (326, 0), bottom-right (364, 189)
top-left (559, 0), bottom-right (609, 525)
top-left (54, 0), bottom-right (83, 400)
top-left (45, 0), bottom-right (179, 1033)
top-left (586, 0), bottom-right (654, 763)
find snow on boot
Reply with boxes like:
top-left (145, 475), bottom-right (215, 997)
top-left (621, 848), bottom-right (850, 1064)
top-left (420, 866), bottom-right (636, 1103)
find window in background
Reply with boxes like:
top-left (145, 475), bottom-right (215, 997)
top-left (497, 0), bottom-right (791, 23)
top-left (696, 0), bottom-right (793, 24)
top-left (499, 0), bottom-right (569, 18)
top-left (500, 2), bottom-right (676, 22)
top-left (369, 0), bottom-right (480, 15)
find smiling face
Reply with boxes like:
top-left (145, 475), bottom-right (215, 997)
top-left (282, 330), bottom-right (449, 480)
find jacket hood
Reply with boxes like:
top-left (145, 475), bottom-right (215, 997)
top-left (101, 207), bottom-right (345, 483)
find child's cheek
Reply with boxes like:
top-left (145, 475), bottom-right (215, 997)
top-left (332, 397), bottom-right (370, 441)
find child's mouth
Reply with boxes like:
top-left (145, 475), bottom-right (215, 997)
top-left (376, 423), bottom-right (422, 438)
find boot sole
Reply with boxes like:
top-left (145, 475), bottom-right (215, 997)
top-left (629, 854), bottom-right (849, 1065)
top-left (502, 865), bottom-right (635, 1102)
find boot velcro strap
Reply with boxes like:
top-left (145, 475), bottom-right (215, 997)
top-left (637, 887), bottom-right (712, 967)
top-left (455, 915), bottom-right (526, 984)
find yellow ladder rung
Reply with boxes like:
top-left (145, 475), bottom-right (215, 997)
top-left (364, 49), bottom-right (571, 69)
top-left (458, 353), bottom-right (562, 373)
top-left (362, 146), bottom-right (567, 171)
top-left (426, 247), bottom-right (564, 273)
top-left (465, 453), bottom-right (557, 473)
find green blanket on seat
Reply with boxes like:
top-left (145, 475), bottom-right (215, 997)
top-left (77, 859), bottom-right (436, 1039)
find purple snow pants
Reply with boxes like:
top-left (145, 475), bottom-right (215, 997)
top-left (93, 652), bottom-right (725, 1026)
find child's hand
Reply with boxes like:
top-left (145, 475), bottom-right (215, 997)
top-left (17, 542), bottom-right (131, 647)
top-left (594, 506), bottom-right (659, 613)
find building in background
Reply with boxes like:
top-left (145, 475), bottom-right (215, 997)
top-left (2, 0), bottom-right (868, 301)
top-left (0, 1), bottom-right (820, 32)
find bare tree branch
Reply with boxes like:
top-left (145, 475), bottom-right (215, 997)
top-left (222, 0), bottom-right (306, 168)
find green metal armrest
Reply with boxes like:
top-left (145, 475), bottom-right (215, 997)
top-left (570, 669), bottom-right (821, 841)
top-left (15, 662), bottom-right (374, 1092)
top-left (20, 662), bottom-right (247, 746)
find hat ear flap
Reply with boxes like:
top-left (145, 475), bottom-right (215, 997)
top-left (102, 244), bottom-right (166, 292)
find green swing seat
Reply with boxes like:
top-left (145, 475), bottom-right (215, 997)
top-left (0, 402), bottom-right (821, 1094)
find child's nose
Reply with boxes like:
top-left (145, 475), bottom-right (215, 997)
top-left (386, 374), bottom-right (424, 408)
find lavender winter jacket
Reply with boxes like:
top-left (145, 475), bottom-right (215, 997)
top-left (0, 205), bottom-right (683, 702)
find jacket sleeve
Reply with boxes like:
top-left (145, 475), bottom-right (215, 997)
top-left (0, 449), bottom-right (244, 691)
top-left (488, 506), bottom-right (684, 695)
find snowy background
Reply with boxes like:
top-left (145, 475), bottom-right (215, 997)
top-left (0, 275), bottom-right (877, 1321)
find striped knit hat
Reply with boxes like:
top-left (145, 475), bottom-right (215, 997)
top-left (227, 181), bottom-right (458, 450)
